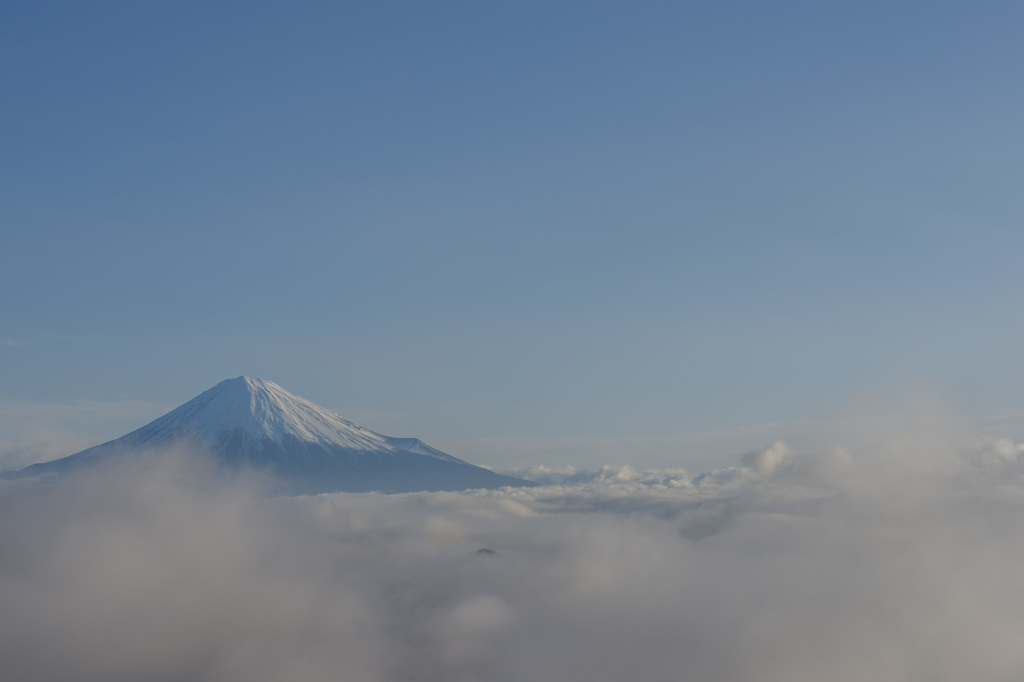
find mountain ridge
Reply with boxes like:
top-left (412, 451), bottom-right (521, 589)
top-left (8, 377), bottom-right (530, 493)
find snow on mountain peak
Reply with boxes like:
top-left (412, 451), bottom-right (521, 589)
top-left (136, 376), bottom-right (394, 452)
top-left (8, 376), bottom-right (529, 492)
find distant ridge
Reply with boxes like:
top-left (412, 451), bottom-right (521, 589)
top-left (8, 377), bottom-right (531, 493)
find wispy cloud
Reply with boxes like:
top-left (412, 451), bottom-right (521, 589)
top-left (0, 331), bottom-right (88, 348)
top-left (0, 397), bottom-right (172, 471)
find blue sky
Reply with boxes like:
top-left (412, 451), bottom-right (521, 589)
top-left (3, 1), bottom-right (1023, 469)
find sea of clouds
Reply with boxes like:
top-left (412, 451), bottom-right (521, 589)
top-left (3, 418), bottom-right (1024, 681)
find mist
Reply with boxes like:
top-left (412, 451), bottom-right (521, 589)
top-left (3, 423), bottom-right (1024, 681)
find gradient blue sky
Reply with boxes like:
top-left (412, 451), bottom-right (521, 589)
top-left (3, 1), bottom-right (1023, 469)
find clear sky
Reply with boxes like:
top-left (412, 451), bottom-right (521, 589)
top-left (2, 1), bottom-right (1023, 470)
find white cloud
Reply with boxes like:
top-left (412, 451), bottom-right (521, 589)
top-left (3, 428), bottom-right (1024, 681)
top-left (741, 440), bottom-right (794, 475)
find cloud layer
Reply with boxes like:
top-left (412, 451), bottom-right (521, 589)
top-left (3, 427), bottom-right (1024, 681)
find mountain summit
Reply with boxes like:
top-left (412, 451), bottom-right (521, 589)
top-left (10, 377), bottom-right (530, 493)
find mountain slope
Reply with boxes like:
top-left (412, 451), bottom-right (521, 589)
top-left (9, 377), bottom-right (530, 493)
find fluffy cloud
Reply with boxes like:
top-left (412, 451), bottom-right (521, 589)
top-left (3, 431), bottom-right (1024, 681)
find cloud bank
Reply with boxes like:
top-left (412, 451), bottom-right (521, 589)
top-left (3, 426), bottom-right (1024, 681)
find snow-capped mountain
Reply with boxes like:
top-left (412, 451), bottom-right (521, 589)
top-left (9, 377), bottom-right (530, 493)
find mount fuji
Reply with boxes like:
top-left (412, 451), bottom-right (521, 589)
top-left (8, 377), bottom-right (531, 493)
